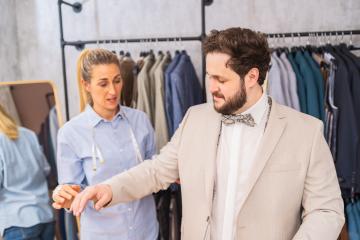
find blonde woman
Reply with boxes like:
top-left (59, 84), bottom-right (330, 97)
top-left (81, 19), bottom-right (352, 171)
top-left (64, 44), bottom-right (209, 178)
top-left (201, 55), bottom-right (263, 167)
top-left (52, 49), bottom-right (159, 240)
top-left (0, 104), bottom-right (54, 240)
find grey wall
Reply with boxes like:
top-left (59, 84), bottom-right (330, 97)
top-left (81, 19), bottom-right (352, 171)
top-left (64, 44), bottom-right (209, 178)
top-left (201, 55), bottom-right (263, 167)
top-left (0, 0), bottom-right (20, 83)
top-left (1, 0), bottom-right (360, 120)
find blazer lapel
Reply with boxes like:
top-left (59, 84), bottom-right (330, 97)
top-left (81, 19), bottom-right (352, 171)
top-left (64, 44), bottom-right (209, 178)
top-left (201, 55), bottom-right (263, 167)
top-left (203, 106), bottom-right (222, 214)
top-left (236, 100), bottom-right (287, 214)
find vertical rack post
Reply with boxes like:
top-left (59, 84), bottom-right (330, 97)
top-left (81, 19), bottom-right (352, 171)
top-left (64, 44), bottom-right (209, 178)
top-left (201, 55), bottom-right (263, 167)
top-left (58, 0), bottom-right (70, 120)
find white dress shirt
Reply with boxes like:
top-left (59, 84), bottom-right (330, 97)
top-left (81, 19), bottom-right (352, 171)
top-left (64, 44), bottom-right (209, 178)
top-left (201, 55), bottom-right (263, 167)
top-left (211, 92), bottom-right (269, 239)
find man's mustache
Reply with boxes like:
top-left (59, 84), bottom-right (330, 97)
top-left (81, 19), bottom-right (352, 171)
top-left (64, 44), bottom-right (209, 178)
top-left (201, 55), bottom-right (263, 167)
top-left (212, 92), bottom-right (224, 99)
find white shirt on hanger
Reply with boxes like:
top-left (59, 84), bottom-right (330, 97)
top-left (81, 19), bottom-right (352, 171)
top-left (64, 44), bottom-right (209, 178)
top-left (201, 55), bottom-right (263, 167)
top-left (212, 92), bottom-right (269, 239)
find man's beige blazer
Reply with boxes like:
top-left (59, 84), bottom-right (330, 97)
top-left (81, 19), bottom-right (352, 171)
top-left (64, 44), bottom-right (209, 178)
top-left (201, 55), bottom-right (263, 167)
top-left (105, 99), bottom-right (345, 240)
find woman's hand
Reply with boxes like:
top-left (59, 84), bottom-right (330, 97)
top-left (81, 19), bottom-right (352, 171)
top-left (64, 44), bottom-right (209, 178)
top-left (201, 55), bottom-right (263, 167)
top-left (52, 184), bottom-right (81, 209)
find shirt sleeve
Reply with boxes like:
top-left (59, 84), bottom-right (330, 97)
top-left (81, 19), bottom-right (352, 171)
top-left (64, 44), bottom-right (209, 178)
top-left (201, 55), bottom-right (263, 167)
top-left (57, 128), bottom-right (86, 186)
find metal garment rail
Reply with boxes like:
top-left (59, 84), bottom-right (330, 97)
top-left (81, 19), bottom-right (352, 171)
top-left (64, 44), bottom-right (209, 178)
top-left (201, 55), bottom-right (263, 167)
top-left (266, 30), bottom-right (360, 38)
top-left (266, 30), bottom-right (360, 50)
top-left (58, 0), bottom-right (211, 120)
top-left (58, 1), bottom-right (360, 120)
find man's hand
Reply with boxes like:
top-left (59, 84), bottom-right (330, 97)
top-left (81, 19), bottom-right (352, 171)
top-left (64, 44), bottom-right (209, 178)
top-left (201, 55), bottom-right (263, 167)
top-left (70, 184), bottom-right (113, 216)
top-left (52, 184), bottom-right (81, 209)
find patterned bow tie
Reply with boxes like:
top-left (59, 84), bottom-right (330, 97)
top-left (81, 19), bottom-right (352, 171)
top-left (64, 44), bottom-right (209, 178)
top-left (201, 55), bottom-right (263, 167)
top-left (221, 113), bottom-right (256, 127)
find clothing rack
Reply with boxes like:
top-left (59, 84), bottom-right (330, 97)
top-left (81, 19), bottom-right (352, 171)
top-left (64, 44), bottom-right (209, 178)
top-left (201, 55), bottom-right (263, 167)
top-left (266, 30), bottom-right (360, 50)
top-left (266, 30), bottom-right (360, 38)
top-left (58, 2), bottom-right (360, 121)
top-left (58, 0), bottom-right (212, 120)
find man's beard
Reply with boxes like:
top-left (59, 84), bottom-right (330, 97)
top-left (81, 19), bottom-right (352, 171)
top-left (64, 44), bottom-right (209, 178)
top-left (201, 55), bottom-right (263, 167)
top-left (213, 83), bottom-right (247, 115)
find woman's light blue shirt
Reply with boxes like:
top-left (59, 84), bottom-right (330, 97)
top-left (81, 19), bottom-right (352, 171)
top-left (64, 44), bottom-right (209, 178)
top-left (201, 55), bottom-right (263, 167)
top-left (57, 105), bottom-right (159, 240)
top-left (0, 127), bottom-right (54, 236)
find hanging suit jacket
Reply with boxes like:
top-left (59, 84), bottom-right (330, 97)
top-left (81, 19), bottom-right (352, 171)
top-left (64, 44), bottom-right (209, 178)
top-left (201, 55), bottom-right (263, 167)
top-left (346, 203), bottom-right (359, 239)
top-left (165, 53), bottom-right (182, 137)
top-left (104, 99), bottom-right (344, 240)
top-left (273, 53), bottom-right (292, 106)
top-left (120, 57), bottom-right (136, 107)
top-left (168, 52), bottom-right (202, 136)
top-left (287, 52), bottom-right (307, 113)
top-left (280, 52), bottom-right (300, 111)
top-left (154, 52), bottom-right (172, 152)
top-left (303, 51), bottom-right (325, 123)
top-left (149, 53), bottom-right (164, 124)
top-left (326, 47), bottom-right (359, 191)
top-left (268, 53), bottom-right (287, 106)
top-left (335, 45), bottom-right (360, 191)
top-left (294, 51), bottom-right (321, 119)
top-left (137, 54), bottom-right (155, 124)
top-left (336, 45), bottom-right (360, 131)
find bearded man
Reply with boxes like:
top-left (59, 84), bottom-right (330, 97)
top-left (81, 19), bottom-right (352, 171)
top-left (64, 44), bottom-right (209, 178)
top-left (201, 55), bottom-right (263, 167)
top-left (70, 27), bottom-right (344, 240)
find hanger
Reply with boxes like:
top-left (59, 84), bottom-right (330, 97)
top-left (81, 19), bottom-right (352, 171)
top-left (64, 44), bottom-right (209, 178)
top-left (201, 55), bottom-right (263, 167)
top-left (290, 33), bottom-right (301, 53)
top-left (123, 40), bottom-right (131, 58)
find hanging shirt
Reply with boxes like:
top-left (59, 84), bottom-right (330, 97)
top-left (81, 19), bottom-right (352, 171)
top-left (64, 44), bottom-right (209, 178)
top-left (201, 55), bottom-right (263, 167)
top-left (211, 92), bottom-right (269, 239)
top-left (0, 127), bottom-right (54, 236)
top-left (57, 105), bottom-right (159, 240)
top-left (169, 52), bottom-right (203, 135)
top-left (268, 53), bottom-right (287, 106)
top-left (137, 54), bottom-right (155, 125)
top-left (280, 52), bottom-right (301, 111)
top-left (154, 52), bottom-right (172, 152)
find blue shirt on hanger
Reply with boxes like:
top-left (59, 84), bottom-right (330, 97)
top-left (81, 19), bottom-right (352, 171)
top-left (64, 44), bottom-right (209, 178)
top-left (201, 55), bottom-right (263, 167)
top-left (57, 105), bottom-right (159, 240)
top-left (169, 52), bottom-right (203, 136)
top-left (0, 127), bottom-right (54, 236)
top-left (165, 52), bottom-right (182, 137)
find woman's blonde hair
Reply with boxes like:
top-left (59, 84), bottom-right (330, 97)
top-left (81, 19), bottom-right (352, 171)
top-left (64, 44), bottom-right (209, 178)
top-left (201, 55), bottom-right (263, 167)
top-left (77, 48), bottom-right (121, 112)
top-left (0, 104), bottom-right (19, 140)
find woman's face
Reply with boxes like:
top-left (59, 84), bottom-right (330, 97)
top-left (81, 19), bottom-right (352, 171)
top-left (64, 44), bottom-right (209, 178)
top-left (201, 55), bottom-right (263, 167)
top-left (84, 63), bottom-right (123, 115)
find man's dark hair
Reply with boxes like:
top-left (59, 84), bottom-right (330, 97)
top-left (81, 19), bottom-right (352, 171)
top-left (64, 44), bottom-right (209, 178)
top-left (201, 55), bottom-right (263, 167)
top-left (203, 27), bottom-right (271, 85)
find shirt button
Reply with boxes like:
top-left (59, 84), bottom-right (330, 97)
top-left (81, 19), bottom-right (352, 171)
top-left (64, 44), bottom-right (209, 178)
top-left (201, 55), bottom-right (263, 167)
top-left (128, 208), bottom-right (132, 211)
top-left (129, 226), bottom-right (133, 230)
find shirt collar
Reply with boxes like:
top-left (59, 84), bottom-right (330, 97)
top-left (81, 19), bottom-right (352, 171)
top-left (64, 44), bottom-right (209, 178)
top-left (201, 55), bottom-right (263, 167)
top-left (242, 91), bottom-right (268, 126)
top-left (85, 104), bottom-right (123, 128)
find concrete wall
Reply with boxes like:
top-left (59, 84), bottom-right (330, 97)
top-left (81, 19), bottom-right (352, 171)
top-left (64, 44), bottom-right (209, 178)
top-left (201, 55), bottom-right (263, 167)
top-left (0, 0), bottom-right (20, 83)
top-left (2, 0), bottom-right (360, 120)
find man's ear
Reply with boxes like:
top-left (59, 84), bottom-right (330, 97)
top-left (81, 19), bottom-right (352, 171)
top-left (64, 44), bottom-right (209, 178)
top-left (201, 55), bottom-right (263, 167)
top-left (245, 68), bottom-right (260, 87)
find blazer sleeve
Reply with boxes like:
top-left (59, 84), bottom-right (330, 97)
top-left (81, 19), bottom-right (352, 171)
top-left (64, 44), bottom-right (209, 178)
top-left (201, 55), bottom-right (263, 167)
top-left (293, 122), bottom-right (345, 239)
top-left (103, 107), bottom-right (192, 206)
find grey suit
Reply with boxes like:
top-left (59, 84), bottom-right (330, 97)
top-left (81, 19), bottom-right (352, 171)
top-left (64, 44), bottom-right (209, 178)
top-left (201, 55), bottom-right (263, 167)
top-left (274, 52), bottom-right (292, 107)
top-left (149, 53), bottom-right (164, 125)
top-left (268, 53), bottom-right (287, 106)
top-left (280, 52), bottom-right (300, 111)
top-left (154, 52), bottom-right (172, 152)
top-left (136, 54), bottom-right (155, 124)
